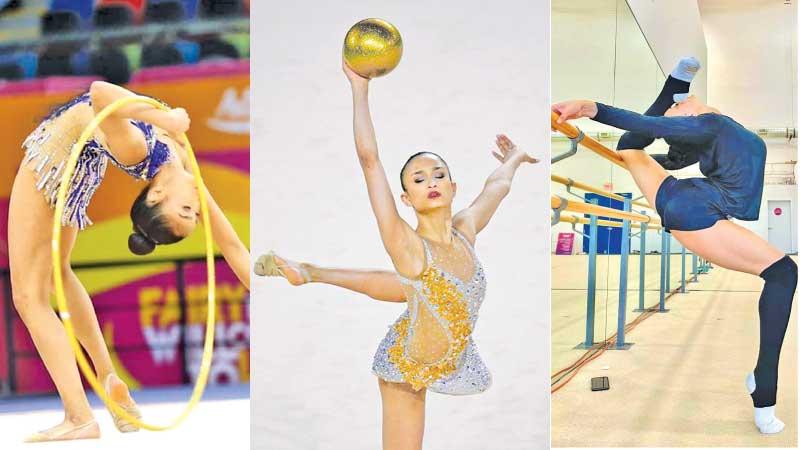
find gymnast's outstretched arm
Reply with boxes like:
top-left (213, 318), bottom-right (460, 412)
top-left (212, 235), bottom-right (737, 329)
top-left (553, 100), bottom-right (720, 145)
top-left (453, 135), bottom-right (537, 243)
top-left (203, 185), bottom-right (250, 290)
top-left (89, 81), bottom-right (189, 166)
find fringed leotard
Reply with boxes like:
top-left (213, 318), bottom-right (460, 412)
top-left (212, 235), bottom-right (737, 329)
top-left (372, 228), bottom-right (491, 395)
top-left (21, 92), bottom-right (171, 229)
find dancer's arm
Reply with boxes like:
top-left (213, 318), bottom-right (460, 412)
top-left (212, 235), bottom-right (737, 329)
top-left (343, 61), bottom-right (424, 278)
top-left (453, 135), bottom-right (537, 242)
top-left (203, 186), bottom-right (250, 290)
top-left (89, 81), bottom-right (189, 165)
top-left (552, 100), bottom-right (720, 145)
top-left (307, 266), bottom-right (406, 302)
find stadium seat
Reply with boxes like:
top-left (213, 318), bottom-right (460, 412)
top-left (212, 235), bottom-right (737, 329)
top-left (90, 46), bottom-right (131, 84)
top-left (141, 41), bottom-right (184, 67)
top-left (49, 0), bottom-right (93, 22)
top-left (37, 47), bottom-right (75, 76)
top-left (144, 0), bottom-right (184, 23)
top-left (0, 0), bottom-right (21, 14)
top-left (174, 39), bottom-right (199, 64)
top-left (16, 51), bottom-right (38, 78)
top-left (0, 61), bottom-right (24, 80)
top-left (41, 10), bottom-right (81, 34)
top-left (122, 42), bottom-right (142, 72)
top-left (97, 0), bottom-right (145, 21)
top-left (199, 0), bottom-right (242, 18)
top-left (221, 32), bottom-right (248, 58)
top-left (93, 3), bottom-right (134, 28)
top-left (179, 0), bottom-right (197, 18)
top-left (198, 36), bottom-right (238, 61)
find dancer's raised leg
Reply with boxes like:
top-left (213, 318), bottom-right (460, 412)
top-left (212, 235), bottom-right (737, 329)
top-left (256, 253), bottom-right (406, 302)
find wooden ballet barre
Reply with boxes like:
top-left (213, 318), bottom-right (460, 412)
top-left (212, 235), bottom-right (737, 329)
top-left (551, 174), bottom-right (652, 210)
top-left (551, 195), bottom-right (661, 225)
top-left (551, 111), bottom-right (627, 169)
top-left (557, 213), bottom-right (661, 230)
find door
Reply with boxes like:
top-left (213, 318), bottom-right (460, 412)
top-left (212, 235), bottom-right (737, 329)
top-left (767, 200), bottom-right (792, 253)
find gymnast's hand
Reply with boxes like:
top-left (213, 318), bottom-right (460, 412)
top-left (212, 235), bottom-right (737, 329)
top-left (342, 58), bottom-right (369, 90)
top-left (164, 107), bottom-right (191, 136)
top-left (492, 134), bottom-right (539, 164)
top-left (551, 100), bottom-right (598, 124)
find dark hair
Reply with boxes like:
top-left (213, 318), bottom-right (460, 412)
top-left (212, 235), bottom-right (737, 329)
top-left (128, 186), bottom-right (184, 255)
top-left (399, 151), bottom-right (452, 191)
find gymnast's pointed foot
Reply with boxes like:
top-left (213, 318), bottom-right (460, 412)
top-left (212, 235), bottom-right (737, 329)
top-left (671, 56), bottom-right (701, 83)
top-left (746, 372), bottom-right (785, 434)
top-left (254, 251), bottom-right (311, 285)
top-left (23, 419), bottom-right (100, 443)
top-left (105, 373), bottom-right (142, 433)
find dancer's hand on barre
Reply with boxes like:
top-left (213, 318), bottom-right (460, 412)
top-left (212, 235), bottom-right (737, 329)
top-left (492, 134), bottom-right (539, 165)
top-left (343, 58), bottom-right (369, 90)
top-left (551, 100), bottom-right (598, 123)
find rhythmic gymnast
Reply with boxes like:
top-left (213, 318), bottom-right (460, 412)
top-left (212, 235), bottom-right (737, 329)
top-left (552, 57), bottom-right (797, 434)
top-left (9, 81), bottom-right (250, 442)
top-left (253, 60), bottom-right (536, 450)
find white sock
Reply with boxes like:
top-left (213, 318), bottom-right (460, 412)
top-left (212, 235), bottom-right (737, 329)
top-left (746, 372), bottom-right (785, 434)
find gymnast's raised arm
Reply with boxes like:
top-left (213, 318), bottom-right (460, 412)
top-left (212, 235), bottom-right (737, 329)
top-left (453, 135), bottom-right (537, 244)
top-left (343, 60), bottom-right (424, 279)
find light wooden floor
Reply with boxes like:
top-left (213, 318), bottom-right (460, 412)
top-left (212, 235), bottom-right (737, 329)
top-left (552, 254), bottom-right (797, 447)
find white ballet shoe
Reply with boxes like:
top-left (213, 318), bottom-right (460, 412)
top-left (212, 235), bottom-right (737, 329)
top-left (254, 251), bottom-right (311, 285)
top-left (104, 373), bottom-right (142, 433)
top-left (24, 420), bottom-right (99, 443)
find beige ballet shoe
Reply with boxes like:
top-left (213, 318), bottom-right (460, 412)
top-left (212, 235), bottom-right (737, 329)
top-left (254, 251), bottom-right (311, 285)
top-left (24, 420), bottom-right (100, 443)
top-left (104, 373), bottom-right (142, 433)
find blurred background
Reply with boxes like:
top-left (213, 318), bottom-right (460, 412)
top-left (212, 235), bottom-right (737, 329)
top-left (0, 0), bottom-right (250, 404)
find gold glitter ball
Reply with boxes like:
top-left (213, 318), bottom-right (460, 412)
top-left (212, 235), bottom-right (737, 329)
top-left (343, 18), bottom-right (403, 79)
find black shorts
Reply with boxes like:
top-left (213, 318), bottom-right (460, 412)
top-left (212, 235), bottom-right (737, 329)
top-left (655, 176), bottom-right (729, 232)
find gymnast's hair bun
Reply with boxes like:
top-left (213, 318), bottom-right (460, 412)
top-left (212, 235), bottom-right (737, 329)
top-left (128, 232), bottom-right (156, 255)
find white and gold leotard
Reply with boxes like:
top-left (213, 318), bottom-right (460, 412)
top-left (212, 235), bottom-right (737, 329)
top-left (372, 228), bottom-right (491, 395)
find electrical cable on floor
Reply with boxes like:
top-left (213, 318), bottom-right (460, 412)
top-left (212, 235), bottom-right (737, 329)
top-left (551, 284), bottom-right (686, 393)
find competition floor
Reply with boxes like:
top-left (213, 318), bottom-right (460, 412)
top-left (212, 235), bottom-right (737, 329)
top-left (0, 384), bottom-right (249, 449)
top-left (552, 254), bottom-right (798, 447)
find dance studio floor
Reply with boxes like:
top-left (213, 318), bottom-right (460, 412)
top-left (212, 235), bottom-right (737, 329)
top-left (551, 254), bottom-right (797, 447)
top-left (0, 384), bottom-right (249, 449)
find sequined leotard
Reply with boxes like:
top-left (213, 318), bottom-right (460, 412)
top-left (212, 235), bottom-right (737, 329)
top-left (21, 92), bottom-right (171, 229)
top-left (372, 228), bottom-right (491, 395)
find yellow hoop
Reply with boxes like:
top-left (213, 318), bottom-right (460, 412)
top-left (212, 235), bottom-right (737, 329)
top-left (51, 95), bottom-right (216, 431)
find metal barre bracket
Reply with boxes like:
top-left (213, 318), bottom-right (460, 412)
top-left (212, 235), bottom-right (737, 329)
top-left (551, 195), bottom-right (569, 226)
top-left (570, 221), bottom-right (590, 238)
top-left (551, 129), bottom-right (586, 164)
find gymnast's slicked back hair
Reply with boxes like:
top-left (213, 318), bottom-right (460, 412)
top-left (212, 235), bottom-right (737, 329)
top-left (399, 151), bottom-right (452, 191)
top-left (128, 185), bottom-right (184, 255)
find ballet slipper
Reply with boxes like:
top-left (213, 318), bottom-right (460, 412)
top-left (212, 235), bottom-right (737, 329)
top-left (254, 251), bottom-right (311, 285)
top-left (104, 373), bottom-right (142, 433)
top-left (23, 420), bottom-right (99, 443)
